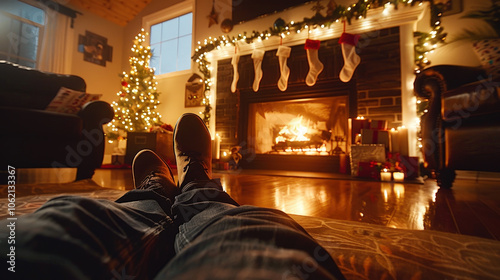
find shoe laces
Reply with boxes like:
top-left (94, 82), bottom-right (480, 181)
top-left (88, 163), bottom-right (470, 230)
top-left (181, 151), bottom-right (208, 173)
top-left (137, 172), bottom-right (165, 190)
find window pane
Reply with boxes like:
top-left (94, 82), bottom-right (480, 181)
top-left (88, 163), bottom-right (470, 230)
top-left (160, 40), bottom-right (177, 74)
top-left (177, 35), bottom-right (191, 71)
top-left (178, 13), bottom-right (192, 37)
top-left (161, 18), bottom-right (178, 41)
top-left (150, 23), bottom-right (162, 45)
top-left (0, 0), bottom-right (45, 25)
top-left (18, 23), bottom-right (39, 61)
top-left (148, 11), bottom-right (192, 74)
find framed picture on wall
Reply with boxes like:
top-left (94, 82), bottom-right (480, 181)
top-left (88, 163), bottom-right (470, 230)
top-left (78, 31), bottom-right (113, 67)
top-left (185, 74), bottom-right (205, 107)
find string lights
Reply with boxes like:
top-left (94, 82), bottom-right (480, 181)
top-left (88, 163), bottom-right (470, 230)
top-left (192, 0), bottom-right (446, 124)
top-left (107, 28), bottom-right (162, 141)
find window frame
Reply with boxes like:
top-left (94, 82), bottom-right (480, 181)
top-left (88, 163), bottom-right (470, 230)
top-left (0, 0), bottom-right (46, 68)
top-left (143, 0), bottom-right (194, 78)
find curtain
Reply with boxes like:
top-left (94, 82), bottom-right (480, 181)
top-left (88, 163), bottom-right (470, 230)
top-left (38, 10), bottom-right (73, 74)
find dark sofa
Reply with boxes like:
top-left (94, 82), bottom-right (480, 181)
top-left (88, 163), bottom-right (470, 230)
top-left (0, 61), bottom-right (113, 181)
top-left (414, 65), bottom-right (500, 187)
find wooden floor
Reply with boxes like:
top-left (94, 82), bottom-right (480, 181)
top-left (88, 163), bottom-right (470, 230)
top-left (92, 168), bottom-right (500, 241)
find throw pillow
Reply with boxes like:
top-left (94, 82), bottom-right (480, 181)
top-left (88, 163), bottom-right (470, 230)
top-left (45, 87), bottom-right (101, 114)
top-left (472, 38), bottom-right (500, 79)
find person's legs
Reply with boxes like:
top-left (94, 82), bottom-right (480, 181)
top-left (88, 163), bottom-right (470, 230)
top-left (154, 113), bottom-right (345, 280)
top-left (0, 150), bottom-right (178, 280)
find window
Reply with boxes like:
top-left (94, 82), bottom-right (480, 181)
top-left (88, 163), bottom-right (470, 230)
top-left (0, 0), bottom-right (45, 68)
top-left (144, 2), bottom-right (193, 76)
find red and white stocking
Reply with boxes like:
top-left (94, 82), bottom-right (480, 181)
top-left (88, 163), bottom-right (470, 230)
top-left (304, 39), bottom-right (323, 86)
top-left (276, 46), bottom-right (291, 91)
top-left (252, 49), bottom-right (265, 92)
top-left (339, 32), bottom-right (361, 82)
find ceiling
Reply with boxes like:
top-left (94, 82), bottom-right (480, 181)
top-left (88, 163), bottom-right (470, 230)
top-left (68, 0), bottom-right (152, 26)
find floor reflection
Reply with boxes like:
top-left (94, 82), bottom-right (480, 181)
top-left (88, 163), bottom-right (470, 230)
top-left (219, 173), bottom-right (442, 231)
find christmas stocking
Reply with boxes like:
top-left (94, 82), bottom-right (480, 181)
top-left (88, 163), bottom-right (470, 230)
top-left (230, 53), bottom-right (240, 93)
top-left (305, 39), bottom-right (323, 86)
top-left (252, 49), bottom-right (265, 92)
top-left (339, 32), bottom-right (361, 82)
top-left (276, 46), bottom-right (291, 91)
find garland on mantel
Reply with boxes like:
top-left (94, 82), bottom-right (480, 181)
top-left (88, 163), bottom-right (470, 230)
top-left (193, 0), bottom-right (447, 124)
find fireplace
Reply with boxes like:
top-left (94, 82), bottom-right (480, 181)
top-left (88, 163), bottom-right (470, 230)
top-left (235, 78), bottom-right (356, 173)
top-left (248, 96), bottom-right (348, 156)
top-left (215, 27), bottom-right (403, 173)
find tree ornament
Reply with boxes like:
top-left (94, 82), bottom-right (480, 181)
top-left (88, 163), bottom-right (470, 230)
top-left (120, 92), bottom-right (126, 97)
top-left (273, 18), bottom-right (286, 32)
top-left (304, 39), bottom-right (323, 86)
top-left (338, 32), bottom-right (361, 82)
top-left (121, 81), bottom-right (128, 87)
top-left (276, 46), bottom-right (291, 91)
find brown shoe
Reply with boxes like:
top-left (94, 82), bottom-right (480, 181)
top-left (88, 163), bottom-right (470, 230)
top-left (173, 113), bottom-right (212, 189)
top-left (132, 149), bottom-right (177, 196)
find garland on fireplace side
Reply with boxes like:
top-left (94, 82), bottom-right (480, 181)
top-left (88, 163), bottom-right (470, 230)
top-left (193, 0), bottom-right (446, 125)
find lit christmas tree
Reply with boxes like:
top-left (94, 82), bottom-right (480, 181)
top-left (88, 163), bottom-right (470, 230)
top-left (107, 29), bottom-right (162, 141)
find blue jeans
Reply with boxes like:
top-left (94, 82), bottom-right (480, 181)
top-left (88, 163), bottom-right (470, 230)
top-left (0, 180), bottom-right (344, 280)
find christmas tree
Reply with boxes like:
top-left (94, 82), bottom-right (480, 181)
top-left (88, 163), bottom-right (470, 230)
top-left (107, 29), bottom-right (162, 141)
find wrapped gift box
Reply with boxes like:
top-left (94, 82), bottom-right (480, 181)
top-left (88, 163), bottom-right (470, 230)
top-left (361, 129), bottom-right (390, 149)
top-left (350, 144), bottom-right (386, 176)
top-left (370, 120), bottom-right (387, 130)
top-left (358, 161), bottom-right (381, 179)
top-left (125, 132), bottom-right (175, 165)
top-left (349, 118), bottom-right (370, 144)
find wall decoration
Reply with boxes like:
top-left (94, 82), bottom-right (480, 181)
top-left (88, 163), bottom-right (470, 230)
top-left (207, 0), bottom-right (219, 27)
top-left (221, 18), bottom-right (233, 33)
top-left (185, 74), bottom-right (205, 107)
top-left (78, 31), bottom-right (113, 66)
top-left (435, 0), bottom-right (462, 16)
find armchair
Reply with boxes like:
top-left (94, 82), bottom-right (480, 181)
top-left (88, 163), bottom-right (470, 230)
top-left (0, 61), bottom-right (114, 181)
top-left (414, 65), bottom-right (500, 187)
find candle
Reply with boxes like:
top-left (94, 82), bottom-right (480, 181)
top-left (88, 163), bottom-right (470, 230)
top-left (389, 128), bottom-right (399, 153)
top-left (380, 169), bottom-right (392, 181)
top-left (398, 126), bottom-right (409, 156)
top-left (211, 133), bottom-right (220, 160)
top-left (393, 172), bottom-right (405, 182)
top-left (389, 127), bottom-right (409, 156)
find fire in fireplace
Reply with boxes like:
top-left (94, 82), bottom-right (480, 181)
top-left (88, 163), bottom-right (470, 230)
top-left (248, 96), bottom-right (348, 156)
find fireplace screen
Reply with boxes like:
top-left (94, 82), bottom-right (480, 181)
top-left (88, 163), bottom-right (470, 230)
top-left (248, 96), bottom-right (348, 155)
